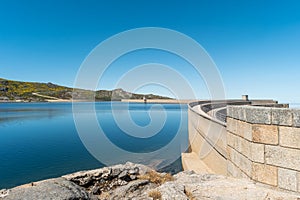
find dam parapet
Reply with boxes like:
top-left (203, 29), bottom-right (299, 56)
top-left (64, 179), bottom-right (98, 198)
top-left (183, 97), bottom-right (300, 194)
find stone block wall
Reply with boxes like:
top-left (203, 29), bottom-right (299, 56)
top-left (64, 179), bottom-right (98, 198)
top-left (227, 106), bottom-right (300, 193)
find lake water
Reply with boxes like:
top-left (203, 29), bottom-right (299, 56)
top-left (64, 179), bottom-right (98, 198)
top-left (0, 102), bottom-right (188, 189)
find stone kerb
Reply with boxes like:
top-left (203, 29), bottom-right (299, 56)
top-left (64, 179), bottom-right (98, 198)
top-left (226, 106), bottom-right (300, 193)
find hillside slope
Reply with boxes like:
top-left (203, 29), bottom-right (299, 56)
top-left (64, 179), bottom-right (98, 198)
top-left (0, 78), bottom-right (170, 102)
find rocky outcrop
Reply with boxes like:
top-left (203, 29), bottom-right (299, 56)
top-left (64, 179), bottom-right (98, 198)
top-left (0, 178), bottom-right (90, 200)
top-left (1, 162), bottom-right (300, 200)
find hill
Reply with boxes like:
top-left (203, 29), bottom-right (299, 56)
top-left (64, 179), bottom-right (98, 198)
top-left (0, 78), bottom-right (171, 102)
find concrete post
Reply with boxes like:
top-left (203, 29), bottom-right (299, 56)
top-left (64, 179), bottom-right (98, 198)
top-left (242, 95), bottom-right (249, 101)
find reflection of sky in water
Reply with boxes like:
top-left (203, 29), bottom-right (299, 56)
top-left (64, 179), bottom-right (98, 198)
top-left (99, 110), bottom-right (182, 153)
top-left (0, 102), bottom-right (188, 189)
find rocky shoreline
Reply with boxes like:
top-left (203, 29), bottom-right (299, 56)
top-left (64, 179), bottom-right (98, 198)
top-left (1, 162), bottom-right (299, 200)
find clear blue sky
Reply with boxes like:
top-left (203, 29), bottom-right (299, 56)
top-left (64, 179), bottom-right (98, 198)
top-left (0, 0), bottom-right (299, 102)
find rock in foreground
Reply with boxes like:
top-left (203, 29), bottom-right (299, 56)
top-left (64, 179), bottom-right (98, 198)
top-left (1, 162), bottom-right (299, 200)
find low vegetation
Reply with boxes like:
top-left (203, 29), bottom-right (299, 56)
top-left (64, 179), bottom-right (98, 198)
top-left (0, 78), bottom-right (171, 102)
top-left (148, 189), bottom-right (162, 200)
top-left (138, 170), bottom-right (173, 185)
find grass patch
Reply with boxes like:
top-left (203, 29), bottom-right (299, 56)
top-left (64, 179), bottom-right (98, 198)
top-left (138, 170), bottom-right (173, 185)
top-left (148, 189), bottom-right (162, 200)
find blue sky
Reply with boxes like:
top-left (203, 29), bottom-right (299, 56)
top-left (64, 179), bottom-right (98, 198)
top-left (0, 0), bottom-right (299, 102)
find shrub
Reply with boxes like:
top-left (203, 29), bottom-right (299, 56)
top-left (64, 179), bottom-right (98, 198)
top-left (148, 189), bottom-right (162, 200)
top-left (138, 170), bottom-right (173, 185)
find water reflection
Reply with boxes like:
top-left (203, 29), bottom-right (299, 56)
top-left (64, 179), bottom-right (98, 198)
top-left (0, 102), bottom-right (188, 189)
top-left (0, 104), bottom-right (68, 125)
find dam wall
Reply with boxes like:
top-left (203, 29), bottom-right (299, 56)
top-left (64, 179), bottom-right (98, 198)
top-left (227, 106), bottom-right (300, 193)
top-left (183, 100), bottom-right (251, 175)
top-left (183, 99), bottom-right (300, 194)
top-left (186, 104), bottom-right (227, 174)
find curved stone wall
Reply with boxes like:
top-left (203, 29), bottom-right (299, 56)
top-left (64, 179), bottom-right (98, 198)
top-left (183, 100), bottom-right (250, 175)
top-left (227, 106), bottom-right (300, 193)
top-left (183, 99), bottom-right (300, 194)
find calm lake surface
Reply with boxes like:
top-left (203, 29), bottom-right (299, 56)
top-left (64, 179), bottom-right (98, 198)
top-left (0, 102), bottom-right (188, 189)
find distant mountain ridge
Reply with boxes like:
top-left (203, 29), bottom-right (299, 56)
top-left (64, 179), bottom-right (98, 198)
top-left (0, 78), bottom-right (171, 102)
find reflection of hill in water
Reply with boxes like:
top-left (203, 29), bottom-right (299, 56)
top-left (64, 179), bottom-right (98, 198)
top-left (0, 108), bottom-right (66, 125)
